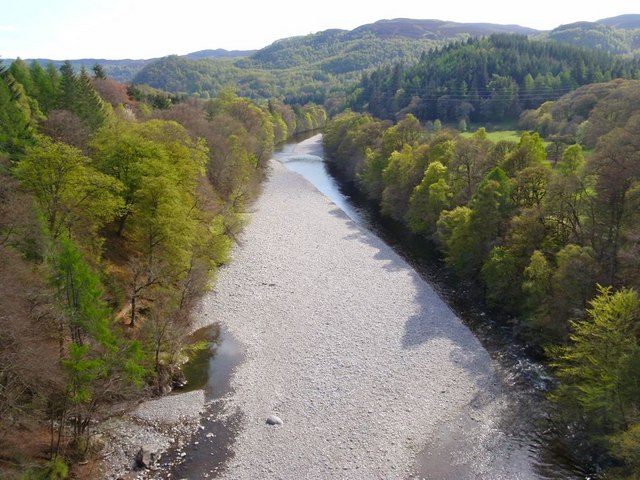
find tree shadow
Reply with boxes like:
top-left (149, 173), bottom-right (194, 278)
top-left (329, 205), bottom-right (496, 389)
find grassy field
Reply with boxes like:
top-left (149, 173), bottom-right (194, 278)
top-left (459, 129), bottom-right (524, 143)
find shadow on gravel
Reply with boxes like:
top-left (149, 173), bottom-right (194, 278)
top-left (334, 208), bottom-right (495, 387)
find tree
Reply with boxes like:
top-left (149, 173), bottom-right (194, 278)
top-left (406, 161), bottom-right (451, 234)
top-left (51, 235), bottom-right (146, 444)
top-left (589, 120), bottom-right (640, 284)
top-left (14, 137), bottom-right (123, 245)
top-left (450, 133), bottom-right (492, 202)
top-left (436, 206), bottom-right (478, 275)
top-left (380, 144), bottom-right (427, 221)
top-left (550, 244), bottom-right (600, 339)
top-left (0, 63), bottom-right (34, 154)
top-left (482, 246), bottom-right (521, 311)
top-left (548, 286), bottom-right (640, 435)
top-left (91, 119), bottom-right (209, 326)
top-left (501, 132), bottom-right (546, 176)
top-left (92, 64), bottom-right (106, 80)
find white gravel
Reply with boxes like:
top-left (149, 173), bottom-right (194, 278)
top-left (98, 391), bottom-right (205, 479)
top-left (196, 135), bottom-right (535, 479)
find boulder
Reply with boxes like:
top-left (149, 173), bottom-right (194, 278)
top-left (135, 445), bottom-right (159, 469)
top-left (266, 415), bottom-right (283, 426)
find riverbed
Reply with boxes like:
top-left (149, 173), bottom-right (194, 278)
top-left (175, 134), bottom-right (548, 479)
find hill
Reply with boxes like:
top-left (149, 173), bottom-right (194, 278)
top-left (597, 13), bottom-right (640, 29)
top-left (350, 18), bottom-right (538, 39)
top-left (20, 49), bottom-right (255, 83)
top-left (548, 20), bottom-right (640, 55)
top-left (132, 18), bottom-right (539, 102)
top-left (182, 49), bottom-right (255, 59)
top-left (348, 34), bottom-right (640, 123)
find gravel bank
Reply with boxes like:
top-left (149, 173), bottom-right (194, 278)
top-left (99, 391), bottom-right (205, 479)
top-left (196, 136), bottom-right (534, 479)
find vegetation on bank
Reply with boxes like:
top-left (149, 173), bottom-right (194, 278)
top-left (324, 79), bottom-right (640, 477)
top-left (0, 58), bottom-right (325, 478)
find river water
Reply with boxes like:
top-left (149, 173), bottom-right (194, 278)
top-left (167, 132), bottom-right (593, 479)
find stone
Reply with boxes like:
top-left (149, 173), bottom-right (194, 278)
top-left (135, 445), bottom-right (158, 469)
top-left (266, 415), bottom-right (283, 426)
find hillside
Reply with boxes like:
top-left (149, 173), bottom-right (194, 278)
top-left (597, 13), bottom-right (640, 29)
top-left (132, 18), bottom-right (539, 103)
top-left (349, 34), bottom-right (640, 122)
top-left (350, 18), bottom-right (538, 39)
top-left (548, 20), bottom-right (640, 55)
top-left (22, 49), bottom-right (254, 83)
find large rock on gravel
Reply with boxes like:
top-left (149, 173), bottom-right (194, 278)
top-left (266, 415), bottom-right (283, 426)
top-left (135, 445), bottom-right (159, 469)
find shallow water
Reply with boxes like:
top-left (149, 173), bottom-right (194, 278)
top-left (157, 324), bottom-right (244, 478)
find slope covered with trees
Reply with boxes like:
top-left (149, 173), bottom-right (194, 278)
top-left (547, 21), bottom-right (640, 56)
top-left (323, 78), bottom-right (640, 477)
top-left (131, 20), bottom-right (541, 106)
top-left (349, 34), bottom-right (640, 123)
top-left (0, 58), bottom-right (325, 478)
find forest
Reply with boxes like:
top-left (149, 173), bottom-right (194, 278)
top-left (0, 58), bottom-right (325, 478)
top-left (348, 34), bottom-right (640, 124)
top-left (324, 76), bottom-right (640, 477)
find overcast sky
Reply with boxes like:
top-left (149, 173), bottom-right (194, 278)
top-left (2, 0), bottom-right (638, 59)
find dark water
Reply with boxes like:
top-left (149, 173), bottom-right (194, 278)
top-left (274, 132), bottom-right (594, 479)
top-left (157, 324), bottom-right (244, 478)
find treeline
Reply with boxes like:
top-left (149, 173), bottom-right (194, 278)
top-left (0, 58), bottom-right (325, 477)
top-left (349, 34), bottom-right (640, 123)
top-left (324, 81), bottom-right (640, 476)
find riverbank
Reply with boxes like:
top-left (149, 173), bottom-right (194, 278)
top-left (193, 135), bottom-right (535, 478)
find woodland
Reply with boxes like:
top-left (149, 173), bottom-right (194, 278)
top-left (2, 15), bottom-right (640, 479)
top-left (0, 59), bottom-right (325, 478)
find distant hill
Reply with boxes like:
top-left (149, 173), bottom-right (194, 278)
top-left (545, 16), bottom-right (640, 56)
top-left (21, 58), bottom-right (153, 82)
top-left (349, 18), bottom-right (538, 40)
top-left (597, 14), bottom-right (640, 30)
top-left (133, 18), bottom-right (540, 101)
top-left (20, 49), bottom-right (254, 83)
top-left (548, 21), bottom-right (636, 55)
top-left (181, 49), bottom-right (256, 59)
top-left (348, 34), bottom-right (640, 123)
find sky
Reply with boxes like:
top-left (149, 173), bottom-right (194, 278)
top-left (1, 0), bottom-right (638, 60)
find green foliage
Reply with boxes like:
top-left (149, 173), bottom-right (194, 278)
top-left (351, 34), bottom-right (640, 123)
top-left (131, 28), bottom-right (442, 103)
top-left (523, 250), bottom-right (553, 310)
top-left (52, 235), bottom-right (114, 346)
top-left (0, 63), bottom-right (34, 154)
top-left (611, 423), bottom-right (640, 472)
top-left (406, 161), bottom-right (451, 234)
top-left (436, 206), bottom-right (479, 275)
top-left (14, 136), bottom-right (123, 244)
top-left (481, 246), bottom-right (521, 310)
top-left (548, 21), bottom-right (637, 55)
top-left (380, 144), bottom-right (428, 221)
top-left (548, 286), bottom-right (640, 434)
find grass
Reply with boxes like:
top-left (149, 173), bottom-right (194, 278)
top-left (459, 129), bottom-right (524, 143)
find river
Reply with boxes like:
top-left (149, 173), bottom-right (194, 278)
top-left (163, 132), bottom-right (592, 479)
